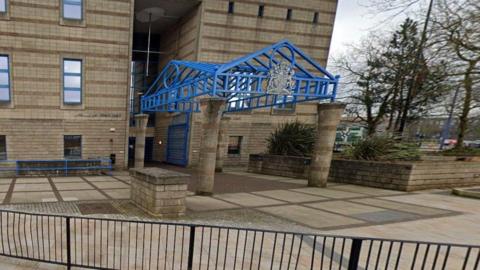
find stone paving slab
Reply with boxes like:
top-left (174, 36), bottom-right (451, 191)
top-left (352, 210), bottom-right (419, 223)
top-left (331, 184), bottom-right (404, 196)
top-left (51, 177), bottom-right (85, 183)
top-left (0, 184), bottom-right (11, 192)
top-left (58, 190), bottom-right (107, 201)
top-left (382, 193), bottom-right (479, 214)
top-left (0, 179), bottom-right (12, 185)
top-left (11, 192), bottom-right (57, 203)
top-left (13, 183), bottom-right (53, 192)
top-left (257, 205), bottom-right (365, 229)
top-left (84, 176), bottom-right (118, 182)
top-left (92, 180), bottom-right (129, 189)
top-left (54, 182), bottom-right (94, 190)
top-left (15, 177), bottom-right (50, 184)
top-left (103, 189), bottom-right (131, 199)
top-left (214, 192), bottom-right (285, 207)
top-left (186, 196), bottom-right (239, 212)
top-left (305, 200), bottom-right (383, 215)
top-left (252, 190), bottom-right (327, 203)
top-left (350, 198), bottom-right (450, 216)
top-left (290, 187), bottom-right (360, 199)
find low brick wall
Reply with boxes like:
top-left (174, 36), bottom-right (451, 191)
top-left (248, 154), bottom-right (310, 179)
top-left (248, 154), bottom-right (480, 191)
top-left (130, 168), bottom-right (188, 218)
top-left (330, 159), bottom-right (480, 191)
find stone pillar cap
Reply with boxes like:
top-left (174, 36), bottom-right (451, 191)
top-left (134, 113), bottom-right (149, 119)
top-left (130, 167), bottom-right (190, 185)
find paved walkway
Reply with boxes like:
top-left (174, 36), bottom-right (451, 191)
top-left (0, 167), bottom-right (479, 269)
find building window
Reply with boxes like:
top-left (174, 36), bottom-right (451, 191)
top-left (258, 5), bottom-right (264, 17)
top-left (0, 135), bottom-right (6, 160)
top-left (286, 9), bottom-right (292, 20)
top-left (64, 135), bottom-right (81, 159)
top-left (228, 1), bottom-right (234, 14)
top-left (0, 0), bottom-right (7, 13)
top-left (228, 136), bottom-right (242, 155)
top-left (63, 59), bottom-right (82, 104)
top-left (0, 55), bottom-right (10, 102)
top-left (275, 95), bottom-right (295, 110)
top-left (63, 0), bottom-right (82, 20)
top-left (313, 12), bottom-right (319, 23)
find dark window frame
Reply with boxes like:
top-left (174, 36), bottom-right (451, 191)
top-left (62, 0), bottom-right (83, 20)
top-left (313, 12), bottom-right (319, 23)
top-left (63, 58), bottom-right (82, 105)
top-left (64, 135), bottom-right (82, 159)
top-left (0, 0), bottom-right (7, 13)
top-left (258, 5), bottom-right (264, 17)
top-left (228, 136), bottom-right (243, 155)
top-left (0, 54), bottom-right (10, 102)
top-left (286, 9), bottom-right (292, 20)
top-left (0, 135), bottom-right (6, 160)
top-left (228, 1), bottom-right (234, 14)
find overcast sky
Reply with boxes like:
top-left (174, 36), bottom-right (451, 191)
top-left (327, 0), bottom-right (426, 68)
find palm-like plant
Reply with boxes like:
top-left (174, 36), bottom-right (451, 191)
top-left (266, 121), bottom-right (316, 157)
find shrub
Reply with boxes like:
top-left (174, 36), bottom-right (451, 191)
top-left (266, 121), bottom-right (316, 157)
top-left (343, 136), bottom-right (421, 161)
top-left (442, 147), bottom-right (480, 156)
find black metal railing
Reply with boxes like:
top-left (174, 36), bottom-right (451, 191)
top-left (0, 209), bottom-right (478, 269)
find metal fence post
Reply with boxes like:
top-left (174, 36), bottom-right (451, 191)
top-left (66, 217), bottom-right (72, 270)
top-left (187, 226), bottom-right (196, 270)
top-left (64, 160), bottom-right (68, 176)
top-left (348, 239), bottom-right (363, 270)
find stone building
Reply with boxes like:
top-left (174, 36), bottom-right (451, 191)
top-left (0, 0), bottom-right (133, 169)
top-left (0, 0), bottom-right (338, 169)
top-left (130, 0), bottom-right (338, 168)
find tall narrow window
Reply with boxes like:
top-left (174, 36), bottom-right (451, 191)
top-left (228, 1), bottom-right (234, 14)
top-left (63, 0), bottom-right (82, 20)
top-left (63, 59), bottom-right (82, 104)
top-left (313, 12), bottom-right (319, 23)
top-left (228, 136), bottom-right (242, 155)
top-left (258, 5), bottom-right (264, 17)
top-left (64, 135), bottom-right (82, 159)
top-left (0, 55), bottom-right (10, 102)
top-left (286, 9), bottom-right (292, 20)
top-left (0, 0), bottom-right (6, 13)
top-left (0, 135), bottom-right (6, 160)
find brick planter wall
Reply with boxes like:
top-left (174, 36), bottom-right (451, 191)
top-left (329, 159), bottom-right (480, 191)
top-left (248, 154), bottom-right (310, 179)
top-left (248, 154), bottom-right (480, 191)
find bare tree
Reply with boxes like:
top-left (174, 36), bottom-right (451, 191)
top-left (432, 0), bottom-right (480, 148)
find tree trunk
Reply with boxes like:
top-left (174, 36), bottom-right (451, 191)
top-left (455, 61), bottom-right (475, 149)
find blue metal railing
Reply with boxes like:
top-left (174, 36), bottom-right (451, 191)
top-left (0, 158), bottom-right (112, 176)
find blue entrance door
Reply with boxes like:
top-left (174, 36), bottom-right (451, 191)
top-left (166, 113), bottom-right (190, 166)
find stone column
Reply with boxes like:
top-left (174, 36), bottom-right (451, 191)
top-left (196, 97), bottom-right (226, 195)
top-left (215, 116), bottom-right (231, 172)
top-left (308, 103), bottom-right (346, 187)
top-left (134, 114), bottom-right (149, 169)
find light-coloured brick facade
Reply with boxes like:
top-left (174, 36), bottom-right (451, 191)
top-left (0, 0), bottom-right (134, 168)
top-left (0, 0), bottom-right (337, 169)
top-left (153, 0), bottom-right (338, 167)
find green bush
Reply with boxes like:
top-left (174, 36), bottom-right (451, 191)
top-left (343, 136), bottom-right (421, 161)
top-left (266, 121), bottom-right (316, 157)
top-left (441, 147), bottom-right (480, 156)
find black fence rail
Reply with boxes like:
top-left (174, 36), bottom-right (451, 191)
top-left (0, 209), bottom-right (478, 269)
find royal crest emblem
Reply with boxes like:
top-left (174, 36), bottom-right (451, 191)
top-left (266, 61), bottom-right (295, 95)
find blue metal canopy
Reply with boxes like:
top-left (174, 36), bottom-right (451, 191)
top-left (141, 40), bottom-right (339, 113)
